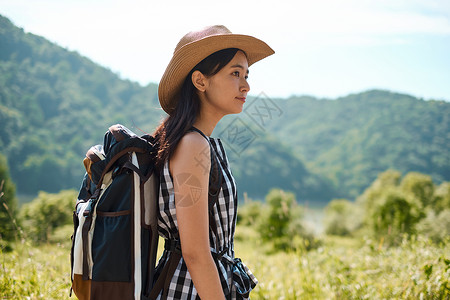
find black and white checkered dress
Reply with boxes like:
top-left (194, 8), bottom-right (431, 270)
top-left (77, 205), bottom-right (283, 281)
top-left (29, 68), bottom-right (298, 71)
top-left (155, 136), bottom-right (258, 299)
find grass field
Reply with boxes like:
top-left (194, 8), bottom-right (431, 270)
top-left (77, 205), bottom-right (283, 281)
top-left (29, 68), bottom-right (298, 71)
top-left (236, 234), bottom-right (449, 299)
top-left (1, 223), bottom-right (448, 299)
top-left (0, 239), bottom-right (71, 299)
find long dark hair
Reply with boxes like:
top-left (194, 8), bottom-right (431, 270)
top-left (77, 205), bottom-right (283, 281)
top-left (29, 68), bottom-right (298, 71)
top-left (154, 48), bottom-right (240, 169)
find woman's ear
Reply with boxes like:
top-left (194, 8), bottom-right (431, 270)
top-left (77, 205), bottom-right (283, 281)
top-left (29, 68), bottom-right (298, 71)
top-left (191, 70), bottom-right (207, 92)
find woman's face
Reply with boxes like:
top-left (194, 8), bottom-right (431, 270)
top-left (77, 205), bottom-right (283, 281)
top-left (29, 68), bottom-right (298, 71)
top-left (201, 50), bottom-right (250, 116)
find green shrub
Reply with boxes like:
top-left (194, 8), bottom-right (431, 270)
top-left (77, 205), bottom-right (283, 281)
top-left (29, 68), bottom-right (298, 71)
top-left (259, 189), bottom-right (296, 241)
top-left (237, 198), bottom-right (263, 227)
top-left (356, 169), bottom-right (402, 213)
top-left (355, 170), bottom-right (450, 245)
top-left (433, 182), bottom-right (450, 212)
top-left (324, 199), bottom-right (360, 236)
top-left (416, 209), bottom-right (450, 244)
top-left (19, 190), bottom-right (76, 243)
top-left (258, 189), bottom-right (318, 252)
top-left (0, 153), bottom-right (19, 246)
top-left (400, 172), bottom-right (435, 208)
top-left (370, 188), bottom-right (423, 245)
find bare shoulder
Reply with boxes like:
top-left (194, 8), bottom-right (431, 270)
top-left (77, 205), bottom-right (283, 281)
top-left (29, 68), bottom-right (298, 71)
top-left (170, 131), bottom-right (211, 173)
top-left (176, 131), bottom-right (210, 157)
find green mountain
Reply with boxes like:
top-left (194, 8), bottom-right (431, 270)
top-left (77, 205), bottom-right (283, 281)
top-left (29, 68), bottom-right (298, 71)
top-left (0, 15), bottom-right (330, 203)
top-left (2, 15), bottom-right (449, 203)
top-left (265, 91), bottom-right (450, 197)
top-left (0, 15), bottom-right (161, 194)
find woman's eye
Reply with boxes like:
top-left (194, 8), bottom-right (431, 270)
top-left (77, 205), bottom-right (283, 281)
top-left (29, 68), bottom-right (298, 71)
top-left (232, 71), bottom-right (248, 80)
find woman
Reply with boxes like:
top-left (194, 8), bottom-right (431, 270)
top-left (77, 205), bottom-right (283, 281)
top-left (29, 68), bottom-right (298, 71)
top-left (152, 25), bottom-right (274, 299)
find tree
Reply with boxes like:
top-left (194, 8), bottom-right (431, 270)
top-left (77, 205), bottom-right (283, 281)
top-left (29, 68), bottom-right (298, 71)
top-left (324, 199), bottom-right (359, 236)
top-left (236, 196), bottom-right (263, 227)
top-left (258, 189), bottom-right (315, 251)
top-left (357, 170), bottom-right (401, 207)
top-left (400, 172), bottom-right (435, 208)
top-left (433, 182), bottom-right (450, 212)
top-left (0, 153), bottom-right (18, 243)
top-left (260, 189), bottom-right (296, 240)
top-left (355, 169), bottom-right (450, 245)
top-left (356, 169), bottom-right (402, 226)
top-left (370, 189), bottom-right (423, 245)
top-left (416, 209), bottom-right (450, 243)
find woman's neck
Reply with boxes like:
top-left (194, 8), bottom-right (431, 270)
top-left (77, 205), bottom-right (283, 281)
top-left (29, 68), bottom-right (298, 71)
top-left (192, 119), bottom-right (216, 137)
top-left (193, 110), bottom-right (222, 137)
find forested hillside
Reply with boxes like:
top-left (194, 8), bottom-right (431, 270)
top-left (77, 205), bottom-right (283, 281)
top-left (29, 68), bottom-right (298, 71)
top-left (266, 91), bottom-right (450, 197)
top-left (1, 13), bottom-right (449, 300)
top-left (1, 15), bottom-right (449, 202)
top-left (0, 15), bottom-right (161, 195)
top-left (0, 15), bottom-right (329, 202)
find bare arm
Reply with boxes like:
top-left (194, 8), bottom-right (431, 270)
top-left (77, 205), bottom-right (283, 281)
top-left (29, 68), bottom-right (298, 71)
top-left (170, 132), bottom-right (225, 300)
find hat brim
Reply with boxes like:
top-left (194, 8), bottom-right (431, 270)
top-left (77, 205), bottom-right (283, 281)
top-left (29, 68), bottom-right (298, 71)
top-left (158, 34), bottom-right (274, 115)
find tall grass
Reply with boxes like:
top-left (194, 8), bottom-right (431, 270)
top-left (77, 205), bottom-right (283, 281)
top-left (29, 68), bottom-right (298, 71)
top-left (0, 226), bottom-right (72, 299)
top-left (1, 225), bottom-right (448, 299)
top-left (235, 232), bottom-right (449, 299)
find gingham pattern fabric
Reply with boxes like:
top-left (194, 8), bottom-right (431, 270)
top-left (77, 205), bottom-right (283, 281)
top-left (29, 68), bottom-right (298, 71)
top-left (155, 137), bottom-right (257, 299)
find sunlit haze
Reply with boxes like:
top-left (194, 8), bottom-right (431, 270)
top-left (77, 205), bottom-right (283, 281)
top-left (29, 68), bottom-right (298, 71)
top-left (1, 0), bottom-right (449, 100)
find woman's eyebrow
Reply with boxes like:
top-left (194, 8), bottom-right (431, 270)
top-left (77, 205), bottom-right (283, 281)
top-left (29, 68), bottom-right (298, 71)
top-left (230, 64), bottom-right (249, 74)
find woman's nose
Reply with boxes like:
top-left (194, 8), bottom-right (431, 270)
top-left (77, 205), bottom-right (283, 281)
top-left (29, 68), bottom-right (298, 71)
top-left (241, 79), bottom-right (250, 93)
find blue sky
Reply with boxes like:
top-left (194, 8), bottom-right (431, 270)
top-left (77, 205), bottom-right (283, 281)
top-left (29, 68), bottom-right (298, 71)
top-left (1, 0), bottom-right (449, 101)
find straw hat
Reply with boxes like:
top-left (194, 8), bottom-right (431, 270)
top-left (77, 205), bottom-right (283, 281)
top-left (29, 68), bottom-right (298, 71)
top-left (158, 25), bottom-right (275, 115)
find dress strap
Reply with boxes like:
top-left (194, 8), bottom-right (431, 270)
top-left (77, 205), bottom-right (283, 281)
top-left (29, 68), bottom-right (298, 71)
top-left (189, 127), bottom-right (223, 237)
top-left (189, 127), bottom-right (222, 200)
top-left (190, 126), bottom-right (209, 140)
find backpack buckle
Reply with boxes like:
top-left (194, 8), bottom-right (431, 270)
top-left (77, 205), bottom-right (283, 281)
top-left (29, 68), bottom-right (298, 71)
top-left (82, 193), bottom-right (99, 218)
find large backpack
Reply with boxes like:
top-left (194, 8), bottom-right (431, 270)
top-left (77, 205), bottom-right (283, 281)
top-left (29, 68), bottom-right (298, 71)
top-left (70, 124), bottom-right (162, 299)
top-left (70, 124), bottom-right (222, 300)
